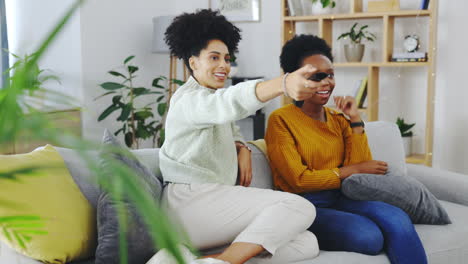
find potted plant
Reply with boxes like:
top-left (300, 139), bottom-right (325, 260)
top-left (95, 55), bottom-right (183, 149)
top-left (301, 0), bottom-right (336, 15)
top-left (396, 117), bottom-right (415, 157)
top-left (337, 22), bottom-right (377, 62)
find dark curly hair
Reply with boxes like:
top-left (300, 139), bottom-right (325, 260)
top-left (165, 9), bottom-right (241, 74)
top-left (280, 34), bottom-right (333, 107)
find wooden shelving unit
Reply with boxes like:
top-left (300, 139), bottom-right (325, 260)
top-left (281, 0), bottom-right (438, 166)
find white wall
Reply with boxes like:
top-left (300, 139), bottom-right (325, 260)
top-left (80, 0), bottom-right (176, 144)
top-left (432, 1), bottom-right (468, 174)
top-left (5, 0), bottom-right (82, 108)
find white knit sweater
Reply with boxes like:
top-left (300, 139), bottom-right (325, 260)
top-left (159, 76), bottom-right (266, 185)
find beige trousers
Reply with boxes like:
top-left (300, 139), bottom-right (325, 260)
top-left (162, 183), bottom-right (320, 263)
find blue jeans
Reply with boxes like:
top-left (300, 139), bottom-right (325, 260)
top-left (302, 190), bottom-right (427, 264)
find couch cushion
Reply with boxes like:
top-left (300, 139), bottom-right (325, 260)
top-left (95, 130), bottom-right (162, 264)
top-left (0, 145), bottom-right (96, 263)
top-left (292, 200), bottom-right (468, 264)
top-left (415, 201), bottom-right (468, 263)
top-left (56, 147), bottom-right (161, 210)
top-left (365, 121), bottom-right (407, 177)
top-left (248, 142), bottom-right (273, 189)
top-left (341, 174), bottom-right (450, 224)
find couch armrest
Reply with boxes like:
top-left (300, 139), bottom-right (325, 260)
top-left (247, 142), bottom-right (273, 189)
top-left (408, 164), bottom-right (468, 206)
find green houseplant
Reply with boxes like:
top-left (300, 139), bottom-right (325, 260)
top-left (396, 117), bottom-right (415, 157)
top-left (0, 1), bottom-right (187, 263)
top-left (96, 56), bottom-right (183, 149)
top-left (306, 0), bottom-right (336, 15)
top-left (337, 22), bottom-right (377, 62)
top-left (311, 0), bottom-right (336, 8)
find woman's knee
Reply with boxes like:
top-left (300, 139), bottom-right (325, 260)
top-left (344, 227), bottom-right (384, 255)
top-left (282, 193), bottom-right (316, 227)
top-left (313, 212), bottom-right (384, 255)
top-left (370, 201), bottom-right (413, 228)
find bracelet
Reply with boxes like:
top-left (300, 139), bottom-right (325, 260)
top-left (239, 144), bottom-right (252, 153)
top-left (332, 168), bottom-right (341, 179)
top-left (282, 73), bottom-right (290, 97)
top-left (350, 121), bottom-right (365, 128)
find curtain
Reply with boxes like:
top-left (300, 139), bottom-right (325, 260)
top-left (0, 0), bottom-right (9, 88)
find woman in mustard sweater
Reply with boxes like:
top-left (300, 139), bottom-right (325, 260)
top-left (265, 35), bottom-right (427, 264)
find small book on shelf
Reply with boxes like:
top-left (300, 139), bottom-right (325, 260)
top-left (391, 57), bottom-right (428, 62)
top-left (355, 77), bottom-right (368, 109)
top-left (392, 52), bottom-right (427, 59)
top-left (420, 0), bottom-right (430, 10)
top-left (391, 52), bottom-right (427, 62)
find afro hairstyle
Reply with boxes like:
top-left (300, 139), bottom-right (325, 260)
top-left (280, 34), bottom-right (333, 73)
top-left (279, 34), bottom-right (333, 107)
top-left (164, 9), bottom-right (241, 73)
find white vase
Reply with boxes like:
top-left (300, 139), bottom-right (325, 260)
top-left (301, 0), bottom-right (333, 15)
top-left (402, 137), bottom-right (412, 157)
top-left (310, 1), bottom-right (333, 15)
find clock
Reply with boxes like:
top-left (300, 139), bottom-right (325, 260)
top-left (404, 34), bottom-right (420, 53)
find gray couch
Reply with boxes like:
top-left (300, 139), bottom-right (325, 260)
top-left (1, 121), bottom-right (468, 264)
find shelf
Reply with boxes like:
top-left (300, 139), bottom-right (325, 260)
top-left (406, 154), bottom-right (426, 164)
top-left (281, 0), bottom-right (438, 166)
top-left (334, 62), bottom-right (429, 67)
top-left (284, 10), bottom-right (431, 22)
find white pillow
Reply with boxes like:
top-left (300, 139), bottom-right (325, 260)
top-left (365, 121), bottom-right (407, 176)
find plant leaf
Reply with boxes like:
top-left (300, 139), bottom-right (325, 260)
top-left (98, 105), bottom-right (119, 121)
top-left (108, 71), bottom-right (126, 78)
top-left (134, 111), bottom-right (153, 120)
top-left (118, 104), bottom-right (132, 121)
top-left (112, 95), bottom-right (122, 105)
top-left (124, 132), bottom-right (134, 148)
top-left (128, 66), bottom-right (139, 74)
top-left (152, 76), bottom-right (167, 88)
top-left (114, 127), bottom-right (125, 136)
top-left (100, 82), bottom-right (125, 90)
top-left (158, 103), bottom-right (167, 116)
top-left (158, 128), bottom-right (165, 147)
top-left (124, 55), bottom-right (135, 64)
top-left (171, 79), bottom-right (185, 86)
top-left (133, 87), bottom-right (151, 96)
top-left (94, 91), bottom-right (116, 101)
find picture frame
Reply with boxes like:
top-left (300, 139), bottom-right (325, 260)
top-left (210, 0), bottom-right (261, 22)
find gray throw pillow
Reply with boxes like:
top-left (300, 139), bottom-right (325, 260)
top-left (95, 129), bottom-right (163, 264)
top-left (341, 174), bottom-right (451, 225)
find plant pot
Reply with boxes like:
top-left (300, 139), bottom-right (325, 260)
top-left (344, 43), bottom-right (365, 62)
top-left (301, 1), bottom-right (333, 15)
top-left (311, 2), bottom-right (333, 14)
top-left (402, 136), bottom-right (412, 157)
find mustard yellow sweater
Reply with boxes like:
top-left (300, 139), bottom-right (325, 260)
top-left (265, 104), bottom-right (372, 194)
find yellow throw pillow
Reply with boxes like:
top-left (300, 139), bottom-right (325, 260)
top-left (0, 145), bottom-right (96, 263)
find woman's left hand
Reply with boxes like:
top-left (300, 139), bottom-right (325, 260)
top-left (334, 96), bottom-right (359, 119)
top-left (237, 147), bottom-right (252, 187)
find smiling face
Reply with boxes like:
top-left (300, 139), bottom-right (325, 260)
top-left (189, 39), bottom-right (231, 89)
top-left (301, 54), bottom-right (335, 105)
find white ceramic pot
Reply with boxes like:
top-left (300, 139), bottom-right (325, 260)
top-left (344, 43), bottom-right (365, 62)
top-left (311, 1), bottom-right (333, 15)
top-left (402, 136), bottom-right (412, 157)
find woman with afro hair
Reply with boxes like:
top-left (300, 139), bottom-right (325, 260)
top-left (265, 34), bottom-right (427, 264)
top-left (149, 9), bottom-right (321, 264)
